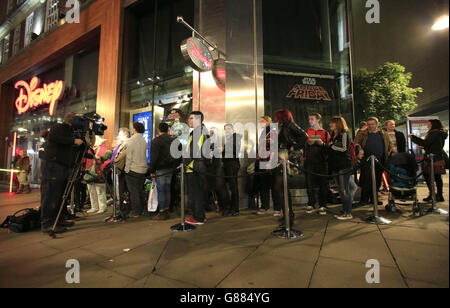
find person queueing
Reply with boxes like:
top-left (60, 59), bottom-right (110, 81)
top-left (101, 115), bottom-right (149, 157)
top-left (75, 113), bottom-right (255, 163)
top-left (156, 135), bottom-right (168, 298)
top-left (41, 112), bottom-right (84, 234)
top-left (257, 116), bottom-right (280, 216)
top-left (85, 136), bottom-right (110, 215)
top-left (149, 123), bottom-right (176, 221)
top-left (184, 111), bottom-right (211, 225)
top-left (111, 128), bottom-right (131, 214)
top-left (328, 116), bottom-right (359, 221)
top-left (355, 117), bottom-right (392, 206)
top-left (274, 109), bottom-right (308, 227)
top-left (409, 119), bottom-right (448, 202)
top-left (304, 113), bottom-right (331, 216)
top-left (221, 124), bottom-right (242, 216)
top-left (15, 150), bottom-right (32, 194)
top-left (125, 122), bottom-right (149, 218)
top-left (385, 120), bottom-right (407, 154)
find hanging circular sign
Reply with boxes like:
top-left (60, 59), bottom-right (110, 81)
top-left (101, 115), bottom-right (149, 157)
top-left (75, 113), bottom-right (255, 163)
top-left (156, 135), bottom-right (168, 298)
top-left (180, 37), bottom-right (214, 72)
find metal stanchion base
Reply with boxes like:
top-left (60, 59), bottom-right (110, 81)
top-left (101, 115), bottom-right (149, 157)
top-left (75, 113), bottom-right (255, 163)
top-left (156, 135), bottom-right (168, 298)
top-left (104, 216), bottom-right (124, 223)
top-left (427, 208), bottom-right (449, 216)
top-left (272, 228), bottom-right (303, 239)
top-left (365, 216), bottom-right (392, 225)
top-left (171, 223), bottom-right (196, 232)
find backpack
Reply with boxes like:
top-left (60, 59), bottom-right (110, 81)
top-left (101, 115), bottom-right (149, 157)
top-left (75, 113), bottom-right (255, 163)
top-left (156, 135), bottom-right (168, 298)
top-left (0, 208), bottom-right (41, 233)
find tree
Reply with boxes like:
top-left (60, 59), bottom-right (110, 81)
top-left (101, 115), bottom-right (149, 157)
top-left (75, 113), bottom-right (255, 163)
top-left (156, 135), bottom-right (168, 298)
top-left (354, 62), bottom-right (423, 125)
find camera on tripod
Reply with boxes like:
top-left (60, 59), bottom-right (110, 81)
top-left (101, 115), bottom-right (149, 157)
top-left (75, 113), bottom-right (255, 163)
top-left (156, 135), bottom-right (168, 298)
top-left (72, 113), bottom-right (108, 137)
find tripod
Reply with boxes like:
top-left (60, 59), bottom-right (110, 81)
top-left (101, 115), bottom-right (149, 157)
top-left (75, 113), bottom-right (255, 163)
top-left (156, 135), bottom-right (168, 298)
top-left (48, 144), bottom-right (89, 238)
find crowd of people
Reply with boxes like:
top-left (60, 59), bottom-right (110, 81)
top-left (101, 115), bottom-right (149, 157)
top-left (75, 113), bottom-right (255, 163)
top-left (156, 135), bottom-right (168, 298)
top-left (33, 108), bottom-right (448, 234)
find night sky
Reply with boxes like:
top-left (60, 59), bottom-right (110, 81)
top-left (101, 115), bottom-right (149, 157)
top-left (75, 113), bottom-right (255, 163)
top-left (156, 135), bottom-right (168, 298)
top-left (351, 0), bottom-right (449, 113)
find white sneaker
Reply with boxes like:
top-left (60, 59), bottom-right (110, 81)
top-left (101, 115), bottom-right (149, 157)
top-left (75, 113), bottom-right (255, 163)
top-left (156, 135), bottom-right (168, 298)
top-left (273, 211), bottom-right (282, 217)
top-left (306, 206), bottom-right (315, 214)
top-left (318, 207), bottom-right (327, 216)
top-left (87, 208), bottom-right (98, 214)
top-left (335, 214), bottom-right (353, 221)
top-left (96, 209), bottom-right (107, 214)
top-left (257, 209), bottom-right (267, 215)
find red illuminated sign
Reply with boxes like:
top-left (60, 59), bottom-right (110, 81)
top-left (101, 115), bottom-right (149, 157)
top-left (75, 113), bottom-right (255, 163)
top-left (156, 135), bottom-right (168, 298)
top-left (181, 37), bottom-right (214, 72)
top-left (15, 77), bottom-right (64, 116)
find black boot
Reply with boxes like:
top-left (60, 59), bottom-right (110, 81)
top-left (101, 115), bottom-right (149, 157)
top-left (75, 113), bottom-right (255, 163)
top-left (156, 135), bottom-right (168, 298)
top-left (423, 195), bottom-right (432, 202)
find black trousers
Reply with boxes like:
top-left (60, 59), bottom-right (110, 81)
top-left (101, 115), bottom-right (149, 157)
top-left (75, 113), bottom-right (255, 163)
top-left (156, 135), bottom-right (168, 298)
top-left (208, 159), bottom-right (230, 212)
top-left (259, 172), bottom-right (282, 211)
top-left (305, 163), bottom-right (329, 208)
top-left (359, 160), bottom-right (383, 203)
top-left (73, 180), bottom-right (87, 211)
top-left (424, 173), bottom-right (444, 196)
top-left (224, 161), bottom-right (240, 213)
top-left (271, 169), bottom-right (294, 218)
top-left (125, 171), bottom-right (146, 215)
top-left (41, 161), bottom-right (70, 228)
top-left (187, 171), bottom-right (207, 222)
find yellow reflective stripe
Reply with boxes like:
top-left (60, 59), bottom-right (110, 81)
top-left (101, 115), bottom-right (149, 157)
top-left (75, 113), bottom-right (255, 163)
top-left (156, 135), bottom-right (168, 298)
top-left (185, 134), bottom-right (204, 173)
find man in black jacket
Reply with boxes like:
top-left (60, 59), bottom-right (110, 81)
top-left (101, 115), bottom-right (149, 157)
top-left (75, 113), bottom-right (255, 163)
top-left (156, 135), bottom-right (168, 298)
top-left (221, 124), bottom-right (242, 216)
top-left (149, 123), bottom-right (176, 220)
top-left (41, 113), bottom-right (83, 234)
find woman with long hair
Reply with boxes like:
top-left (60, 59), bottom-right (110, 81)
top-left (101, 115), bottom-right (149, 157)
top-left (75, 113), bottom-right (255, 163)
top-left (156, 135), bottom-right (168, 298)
top-left (409, 119), bottom-right (448, 202)
top-left (273, 109), bottom-right (308, 227)
top-left (328, 116), bottom-right (358, 220)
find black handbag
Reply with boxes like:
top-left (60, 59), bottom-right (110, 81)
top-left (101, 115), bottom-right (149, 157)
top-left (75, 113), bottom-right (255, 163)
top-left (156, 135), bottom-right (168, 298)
top-left (0, 208), bottom-right (41, 233)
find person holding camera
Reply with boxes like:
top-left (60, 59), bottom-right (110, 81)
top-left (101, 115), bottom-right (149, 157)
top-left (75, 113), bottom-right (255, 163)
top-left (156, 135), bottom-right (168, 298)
top-left (41, 113), bottom-right (83, 234)
top-left (125, 122), bottom-right (149, 218)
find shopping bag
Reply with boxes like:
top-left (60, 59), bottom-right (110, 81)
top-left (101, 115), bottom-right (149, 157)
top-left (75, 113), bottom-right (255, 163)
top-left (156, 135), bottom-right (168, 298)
top-left (147, 182), bottom-right (158, 212)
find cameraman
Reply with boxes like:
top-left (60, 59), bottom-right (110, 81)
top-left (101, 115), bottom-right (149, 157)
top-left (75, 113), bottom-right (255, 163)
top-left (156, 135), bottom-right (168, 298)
top-left (41, 113), bottom-right (84, 234)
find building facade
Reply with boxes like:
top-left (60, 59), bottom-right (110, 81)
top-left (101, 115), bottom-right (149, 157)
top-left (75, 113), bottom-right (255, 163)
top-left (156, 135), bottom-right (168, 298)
top-left (0, 0), bottom-right (355, 199)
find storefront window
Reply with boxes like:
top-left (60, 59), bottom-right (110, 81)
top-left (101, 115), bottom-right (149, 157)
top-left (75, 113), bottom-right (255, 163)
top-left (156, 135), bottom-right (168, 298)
top-left (262, 0), bottom-right (353, 133)
top-left (10, 47), bottom-right (99, 185)
top-left (120, 0), bottom-right (195, 144)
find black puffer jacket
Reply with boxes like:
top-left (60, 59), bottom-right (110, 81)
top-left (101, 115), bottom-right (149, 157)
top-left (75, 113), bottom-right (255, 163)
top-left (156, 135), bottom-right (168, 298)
top-left (278, 122), bottom-right (308, 151)
top-left (411, 129), bottom-right (448, 161)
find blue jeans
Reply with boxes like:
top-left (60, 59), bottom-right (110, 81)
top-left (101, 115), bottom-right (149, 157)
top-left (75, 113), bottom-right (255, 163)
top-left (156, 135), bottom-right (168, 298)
top-left (156, 169), bottom-right (173, 212)
top-left (335, 170), bottom-right (358, 215)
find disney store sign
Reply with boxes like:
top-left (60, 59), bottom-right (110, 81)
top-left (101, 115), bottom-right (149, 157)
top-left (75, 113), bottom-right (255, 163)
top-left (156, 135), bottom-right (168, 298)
top-left (15, 77), bottom-right (64, 116)
top-left (180, 37), bottom-right (214, 72)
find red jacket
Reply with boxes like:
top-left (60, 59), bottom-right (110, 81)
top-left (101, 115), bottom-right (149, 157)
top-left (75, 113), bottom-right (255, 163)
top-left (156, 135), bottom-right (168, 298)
top-left (85, 144), bottom-right (110, 183)
top-left (304, 128), bottom-right (331, 165)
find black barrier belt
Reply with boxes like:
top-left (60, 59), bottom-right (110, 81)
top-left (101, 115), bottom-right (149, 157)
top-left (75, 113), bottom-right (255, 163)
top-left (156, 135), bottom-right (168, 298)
top-left (184, 164), bottom-right (276, 178)
top-left (375, 159), bottom-right (423, 182)
top-left (288, 159), bottom-right (365, 178)
top-left (123, 166), bottom-right (181, 180)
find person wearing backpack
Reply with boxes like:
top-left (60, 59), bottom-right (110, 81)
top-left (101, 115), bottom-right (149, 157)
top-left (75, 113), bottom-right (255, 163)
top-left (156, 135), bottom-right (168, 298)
top-left (328, 116), bottom-right (358, 220)
top-left (304, 113), bottom-right (331, 216)
top-left (149, 123), bottom-right (178, 221)
top-left (16, 150), bottom-right (32, 194)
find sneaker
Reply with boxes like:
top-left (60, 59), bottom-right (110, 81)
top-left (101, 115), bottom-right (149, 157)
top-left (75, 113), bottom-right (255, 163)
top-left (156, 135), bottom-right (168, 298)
top-left (318, 207), bottom-right (327, 216)
top-left (87, 208), bottom-right (98, 214)
top-left (273, 211), bottom-right (282, 217)
top-left (306, 206), bottom-right (316, 214)
top-left (185, 216), bottom-right (205, 225)
top-left (257, 209), bottom-right (267, 215)
top-left (96, 209), bottom-right (107, 215)
top-left (335, 214), bottom-right (353, 221)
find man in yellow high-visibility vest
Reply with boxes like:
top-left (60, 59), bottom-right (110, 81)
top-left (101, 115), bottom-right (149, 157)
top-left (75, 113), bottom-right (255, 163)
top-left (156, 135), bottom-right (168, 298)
top-left (184, 111), bottom-right (211, 225)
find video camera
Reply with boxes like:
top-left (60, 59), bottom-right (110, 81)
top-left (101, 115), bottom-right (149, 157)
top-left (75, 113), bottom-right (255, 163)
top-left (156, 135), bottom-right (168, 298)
top-left (72, 113), bottom-right (108, 136)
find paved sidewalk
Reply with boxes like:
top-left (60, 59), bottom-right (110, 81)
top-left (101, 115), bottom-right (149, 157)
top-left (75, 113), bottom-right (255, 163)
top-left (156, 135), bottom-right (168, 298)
top-left (0, 177), bottom-right (448, 288)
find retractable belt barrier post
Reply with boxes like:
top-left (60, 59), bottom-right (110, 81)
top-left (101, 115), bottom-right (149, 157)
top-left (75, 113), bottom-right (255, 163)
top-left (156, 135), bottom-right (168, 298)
top-left (105, 165), bottom-right (122, 223)
top-left (272, 160), bottom-right (303, 239)
top-left (366, 155), bottom-right (392, 225)
top-left (171, 160), bottom-right (196, 232)
top-left (428, 154), bottom-right (448, 216)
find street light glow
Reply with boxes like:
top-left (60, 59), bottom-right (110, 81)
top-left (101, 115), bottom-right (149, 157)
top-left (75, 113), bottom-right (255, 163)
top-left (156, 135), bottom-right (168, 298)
top-left (432, 15), bottom-right (449, 31)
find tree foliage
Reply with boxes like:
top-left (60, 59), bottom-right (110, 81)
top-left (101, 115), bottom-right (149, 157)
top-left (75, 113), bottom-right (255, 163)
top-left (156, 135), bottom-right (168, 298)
top-left (354, 62), bottom-right (423, 125)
